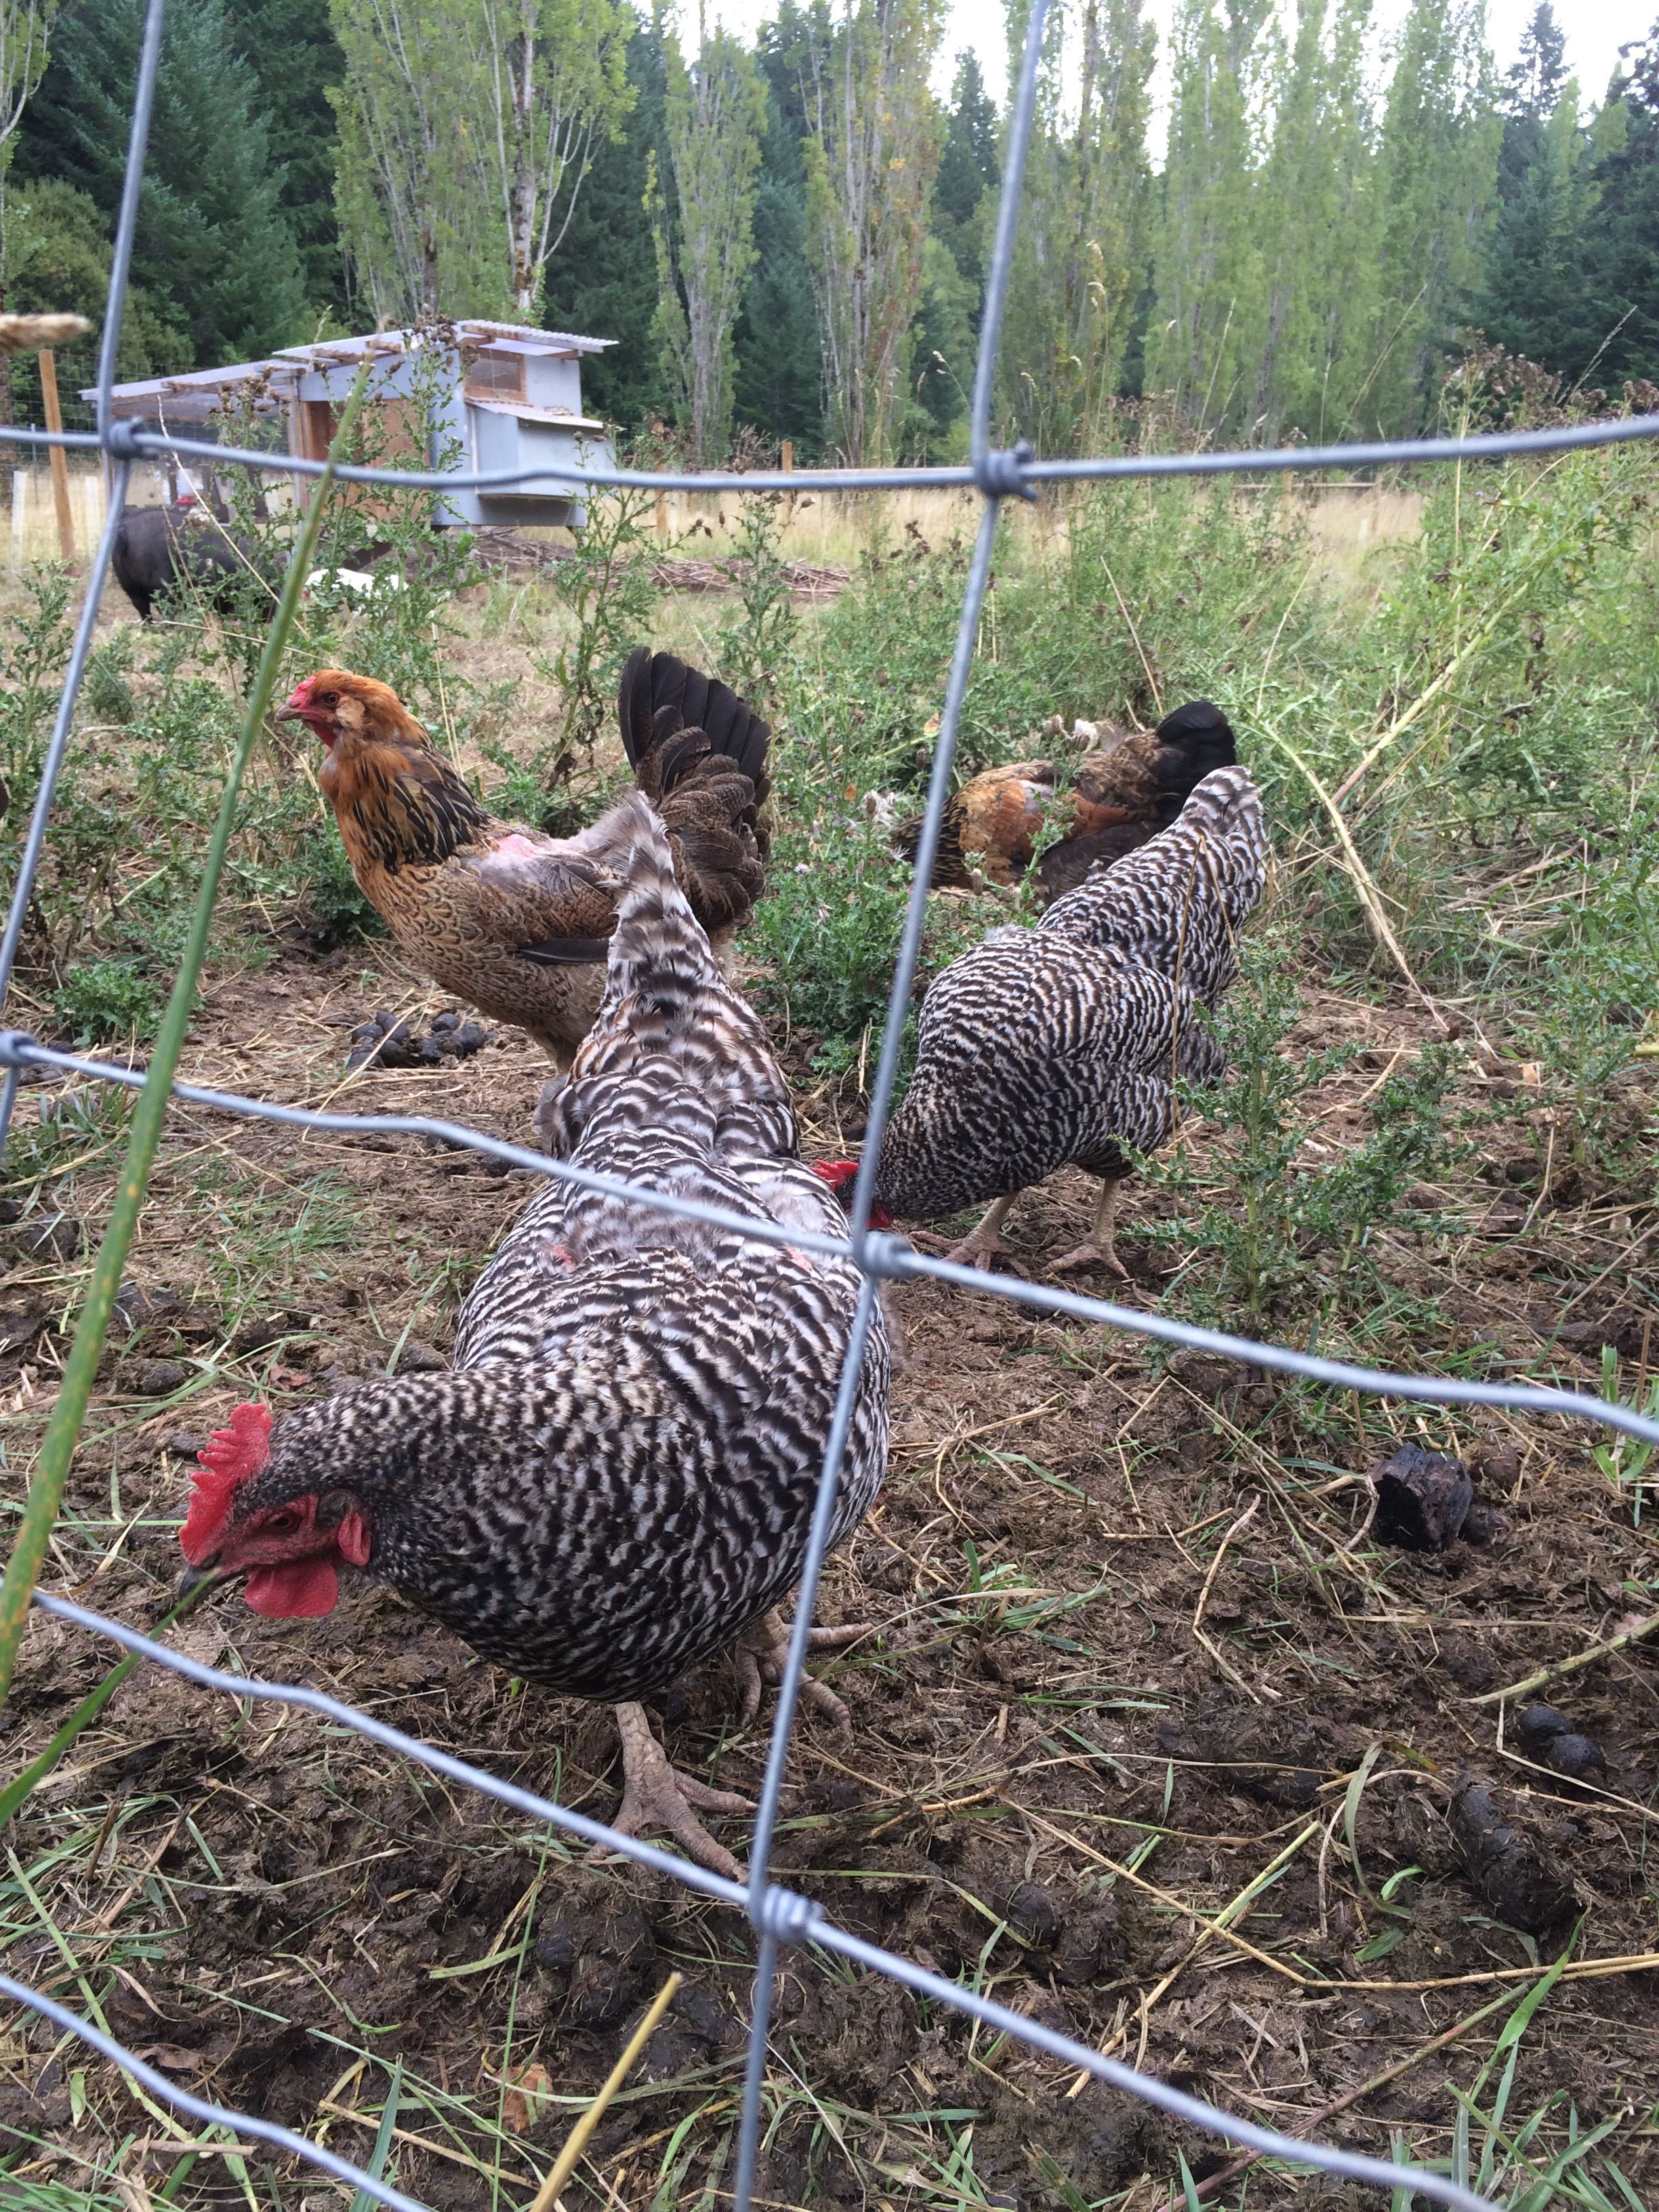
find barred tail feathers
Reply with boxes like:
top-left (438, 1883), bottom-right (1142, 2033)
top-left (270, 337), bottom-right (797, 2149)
top-left (1038, 766), bottom-right (1268, 998)
top-left (603, 792), bottom-right (722, 1010)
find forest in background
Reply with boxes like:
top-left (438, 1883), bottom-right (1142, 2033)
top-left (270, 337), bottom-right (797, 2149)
top-left (0, 0), bottom-right (1654, 462)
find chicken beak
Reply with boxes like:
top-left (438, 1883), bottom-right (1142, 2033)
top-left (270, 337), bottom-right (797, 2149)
top-left (176, 1561), bottom-right (222, 1601)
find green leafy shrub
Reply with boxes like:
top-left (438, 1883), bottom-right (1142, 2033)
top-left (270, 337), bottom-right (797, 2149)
top-left (51, 959), bottom-right (163, 1046)
top-left (718, 493), bottom-right (799, 714)
top-left (291, 825), bottom-right (388, 951)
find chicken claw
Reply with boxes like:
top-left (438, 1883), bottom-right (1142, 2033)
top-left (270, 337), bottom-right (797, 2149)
top-left (735, 1609), bottom-right (872, 1729)
top-left (591, 1700), bottom-right (755, 1882)
top-left (1050, 1177), bottom-right (1128, 1279)
top-left (1049, 1238), bottom-right (1128, 1279)
top-left (942, 1193), bottom-right (1017, 1271)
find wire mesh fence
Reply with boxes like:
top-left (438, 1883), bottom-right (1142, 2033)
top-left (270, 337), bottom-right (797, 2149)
top-left (1, 1), bottom-right (1657, 2207)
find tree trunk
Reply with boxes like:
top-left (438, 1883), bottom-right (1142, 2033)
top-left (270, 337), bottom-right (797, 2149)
top-left (510, 24), bottom-right (539, 317)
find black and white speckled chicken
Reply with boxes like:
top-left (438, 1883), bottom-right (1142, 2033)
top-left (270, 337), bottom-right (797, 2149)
top-left (817, 764), bottom-right (1267, 1277)
top-left (178, 796), bottom-right (890, 1878)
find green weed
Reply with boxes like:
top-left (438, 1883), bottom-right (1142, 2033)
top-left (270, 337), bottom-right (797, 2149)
top-left (49, 960), bottom-right (162, 1048)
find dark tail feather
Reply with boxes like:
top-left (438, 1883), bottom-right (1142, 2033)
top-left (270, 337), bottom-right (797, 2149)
top-left (617, 649), bottom-right (771, 790)
top-left (894, 800), bottom-right (971, 889)
top-left (1153, 700), bottom-right (1237, 798)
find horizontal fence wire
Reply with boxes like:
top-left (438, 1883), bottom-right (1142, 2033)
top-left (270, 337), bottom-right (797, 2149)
top-left (16, 404), bottom-right (1659, 495)
top-left (0, 0), bottom-right (1654, 2205)
top-left (8, 1031), bottom-right (1659, 1449)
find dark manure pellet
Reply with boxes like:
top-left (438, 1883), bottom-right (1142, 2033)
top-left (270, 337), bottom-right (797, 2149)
top-left (1448, 1771), bottom-right (1578, 1932)
top-left (1373, 1442), bottom-right (1472, 1550)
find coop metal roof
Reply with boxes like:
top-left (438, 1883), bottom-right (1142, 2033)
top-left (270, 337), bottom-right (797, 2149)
top-left (85, 320), bottom-right (614, 416)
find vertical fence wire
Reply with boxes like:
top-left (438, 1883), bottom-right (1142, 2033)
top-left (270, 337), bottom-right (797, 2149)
top-left (0, 0), bottom-right (1652, 2202)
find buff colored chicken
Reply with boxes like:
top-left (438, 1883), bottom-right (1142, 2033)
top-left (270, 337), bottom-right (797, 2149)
top-left (283, 650), bottom-right (769, 1066)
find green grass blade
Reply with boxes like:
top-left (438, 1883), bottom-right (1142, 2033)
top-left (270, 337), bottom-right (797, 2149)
top-left (0, 366), bottom-right (372, 1709)
top-left (0, 1574), bottom-right (221, 1826)
top-left (349, 2062), bottom-right (403, 2212)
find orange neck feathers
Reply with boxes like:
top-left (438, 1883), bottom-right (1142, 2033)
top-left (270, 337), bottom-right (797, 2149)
top-left (325, 735), bottom-right (493, 876)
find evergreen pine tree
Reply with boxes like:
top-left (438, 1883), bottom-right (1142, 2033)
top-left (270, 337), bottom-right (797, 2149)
top-left (224, 0), bottom-right (348, 322)
top-left (1475, 5), bottom-right (1584, 370)
top-left (16, 0), bottom-right (308, 363)
top-left (1560, 29), bottom-right (1659, 386)
top-left (543, 14), bottom-right (670, 429)
top-left (732, 70), bottom-right (825, 452)
top-left (934, 49), bottom-right (998, 295)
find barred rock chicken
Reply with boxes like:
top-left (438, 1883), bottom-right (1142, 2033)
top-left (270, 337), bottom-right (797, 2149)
top-left (819, 763), bottom-right (1267, 1277)
top-left (178, 798), bottom-right (889, 1878)
top-left (282, 650), bottom-right (770, 1067)
top-left (896, 700), bottom-right (1237, 905)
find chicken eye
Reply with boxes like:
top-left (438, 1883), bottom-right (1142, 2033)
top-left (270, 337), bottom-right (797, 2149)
top-left (319, 691), bottom-right (339, 708)
top-left (265, 1509), bottom-right (302, 1534)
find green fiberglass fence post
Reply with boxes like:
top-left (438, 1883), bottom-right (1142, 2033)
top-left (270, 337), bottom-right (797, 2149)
top-left (0, 369), bottom-right (373, 1707)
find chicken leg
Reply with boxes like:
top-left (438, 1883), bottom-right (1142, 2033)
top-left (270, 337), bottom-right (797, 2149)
top-left (734, 1607), bottom-right (872, 1729)
top-left (943, 1193), bottom-right (1018, 1271)
top-left (594, 1700), bottom-right (756, 1882)
top-left (1051, 1175), bottom-right (1129, 1279)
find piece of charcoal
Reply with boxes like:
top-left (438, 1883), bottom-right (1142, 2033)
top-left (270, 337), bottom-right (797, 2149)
top-left (1447, 1773), bottom-right (1576, 1932)
top-left (452, 1023), bottom-right (489, 1056)
top-left (430, 1010), bottom-right (460, 1033)
top-left (1373, 1443), bottom-right (1472, 1551)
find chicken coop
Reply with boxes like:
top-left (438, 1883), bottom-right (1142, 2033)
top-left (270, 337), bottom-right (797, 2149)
top-left (87, 319), bottom-right (616, 529)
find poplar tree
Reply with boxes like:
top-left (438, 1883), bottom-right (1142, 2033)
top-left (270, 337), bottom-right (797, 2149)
top-left (330, 0), bottom-right (481, 321)
top-left (1365, 0), bottom-right (1500, 434)
top-left (996, 0), bottom-right (1155, 453)
top-left (797, 0), bottom-right (945, 464)
top-left (331, 0), bottom-right (630, 326)
top-left (650, 20), bottom-right (766, 462)
top-left (1250, 0), bottom-right (1378, 441)
top-left (1146, 0), bottom-right (1275, 436)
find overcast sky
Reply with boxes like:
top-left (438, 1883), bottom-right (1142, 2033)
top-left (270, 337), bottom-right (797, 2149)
top-left (680, 1), bottom-right (1650, 123)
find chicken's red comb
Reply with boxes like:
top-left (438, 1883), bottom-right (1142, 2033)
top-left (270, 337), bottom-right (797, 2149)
top-left (810, 1158), bottom-right (894, 1230)
top-left (180, 1401), bottom-right (272, 1564)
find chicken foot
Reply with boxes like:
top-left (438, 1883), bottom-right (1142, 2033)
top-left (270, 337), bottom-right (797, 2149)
top-left (1050, 1175), bottom-right (1129, 1279)
top-left (941, 1193), bottom-right (1018, 1271)
top-left (594, 1700), bottom-right (756, 1883)
top-left (735, 1608), bottom-right (872, 1729)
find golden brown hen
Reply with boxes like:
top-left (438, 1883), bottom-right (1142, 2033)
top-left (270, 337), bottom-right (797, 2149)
top-left (283, 650), bottom-right (770, 1065)
top-left (896, 701), bottom-right (1237, 903)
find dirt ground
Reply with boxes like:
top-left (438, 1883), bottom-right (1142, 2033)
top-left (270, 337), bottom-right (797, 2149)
top-left (0, 914), bottom-right (1656, 2210)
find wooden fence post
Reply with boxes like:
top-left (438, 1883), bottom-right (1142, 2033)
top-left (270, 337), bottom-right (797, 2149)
top-left (37, 352), bottom-right (75, 560)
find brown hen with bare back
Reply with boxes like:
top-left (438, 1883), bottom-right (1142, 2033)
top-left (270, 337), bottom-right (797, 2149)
top-left (895, 701), bottom-right (1237, 902)
top-left (283, 651), bottom-right (770, 1066)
